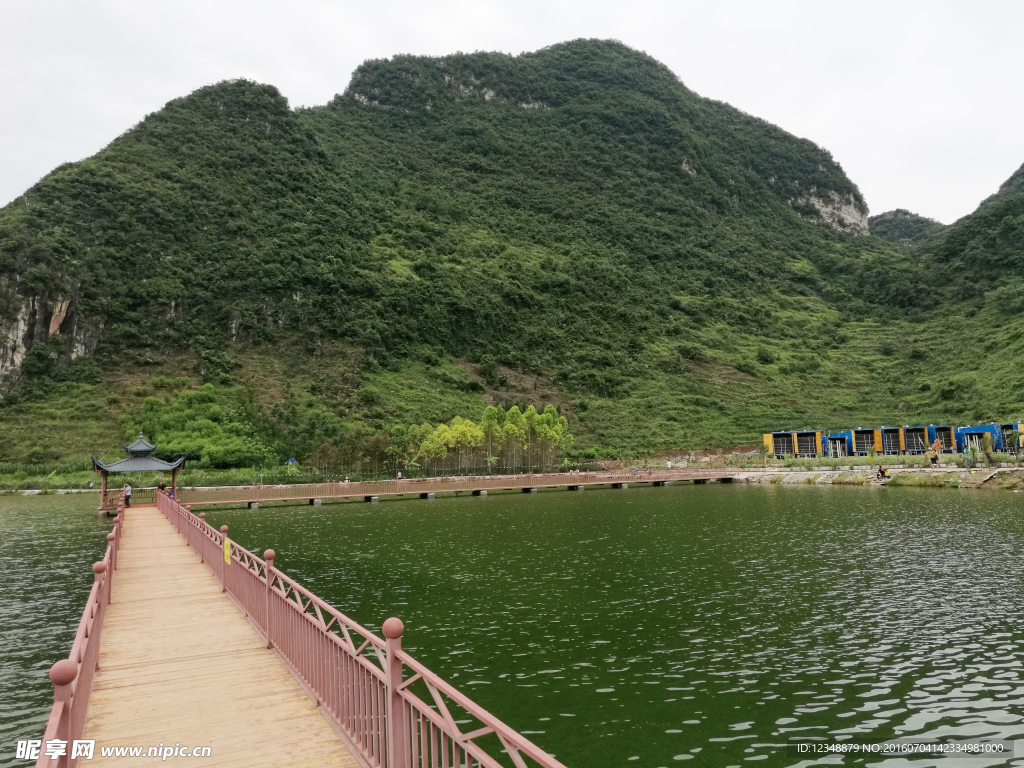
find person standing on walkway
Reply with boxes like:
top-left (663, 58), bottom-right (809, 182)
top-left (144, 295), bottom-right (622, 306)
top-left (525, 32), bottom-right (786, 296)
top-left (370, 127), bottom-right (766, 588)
top-left (124, 482), bottom-right (132, 508)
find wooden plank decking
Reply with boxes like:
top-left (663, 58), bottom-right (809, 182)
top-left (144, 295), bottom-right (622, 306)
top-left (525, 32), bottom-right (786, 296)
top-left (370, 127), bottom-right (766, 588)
top-left (84, 505), bottom-right (362, 767)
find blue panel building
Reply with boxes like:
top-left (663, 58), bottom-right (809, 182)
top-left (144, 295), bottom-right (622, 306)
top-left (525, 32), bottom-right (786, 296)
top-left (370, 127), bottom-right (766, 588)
top-left (926, 425), bottom-right (955, 453)
top-left (954, 423), bottom-right (1002, 453)
top-left (826, 430), bottom-right (853, 457)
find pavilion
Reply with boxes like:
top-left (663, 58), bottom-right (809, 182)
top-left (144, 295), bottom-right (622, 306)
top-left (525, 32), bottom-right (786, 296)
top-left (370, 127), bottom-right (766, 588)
top-left (93, 433), bottom-right (186, 510)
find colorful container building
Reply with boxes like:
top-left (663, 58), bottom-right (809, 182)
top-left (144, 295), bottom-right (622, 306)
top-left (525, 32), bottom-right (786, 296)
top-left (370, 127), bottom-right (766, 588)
top-left (928, 425), bottom-right (955, 453)
top-left (880, 427), bottom-right (903, 454)
top-left (763, 431), bottom-right (825, 459)
top-left (773, 421), bottom-right (1021, 458)
top-left (852, 428), bottom-right (880, 456)
top-left (954, 423), bottom-right (1006, 453)
top-left (903, 427), bottom-right (929, 454)
top-left (829, 427), bottom-right (932, 456)
top-left (1001, 422), bottom-right (1024, 454)
top-left (826, 430), bottom-right (853, 457)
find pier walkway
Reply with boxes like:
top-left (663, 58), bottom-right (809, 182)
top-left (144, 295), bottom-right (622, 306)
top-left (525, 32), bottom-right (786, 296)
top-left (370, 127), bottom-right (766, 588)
top-left (101, 468), bottom-right (737, 510)
top-left (37, 492), bottom-right (568, 768)
top-left (83, 504), bottom-right (359, 767)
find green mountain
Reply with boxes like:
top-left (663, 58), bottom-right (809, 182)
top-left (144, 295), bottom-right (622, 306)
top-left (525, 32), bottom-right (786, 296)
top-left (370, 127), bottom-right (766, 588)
top-left (869, 209), bottom-right (946, 251)
top-left (1, 40), bottom-right (1022, 468)
top-left (921, 162), bottom-right (1024, 298)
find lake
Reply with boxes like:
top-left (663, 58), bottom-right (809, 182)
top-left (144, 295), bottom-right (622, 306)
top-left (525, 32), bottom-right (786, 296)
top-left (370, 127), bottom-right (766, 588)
top-left (3, 484), bottom-right (1023, 766)
top-left (0, 494), bottom-right (109, 767)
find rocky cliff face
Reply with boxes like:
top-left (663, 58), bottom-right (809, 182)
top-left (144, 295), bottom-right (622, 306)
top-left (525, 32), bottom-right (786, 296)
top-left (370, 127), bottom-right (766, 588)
top-left (0, 286), bottom-right (102, 389)
top-left (792, 190), bottom-right (870, 235)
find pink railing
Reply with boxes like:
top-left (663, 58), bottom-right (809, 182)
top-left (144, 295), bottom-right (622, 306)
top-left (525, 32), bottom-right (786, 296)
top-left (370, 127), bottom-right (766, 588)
top-left (100, 486), bottom-right (156, 509)
top-left (156, 491), bottom-right (569, 768)
top-left (176, 468), bottom-right (731, 507)
top-left (36, 494), bottom-right (125, 768)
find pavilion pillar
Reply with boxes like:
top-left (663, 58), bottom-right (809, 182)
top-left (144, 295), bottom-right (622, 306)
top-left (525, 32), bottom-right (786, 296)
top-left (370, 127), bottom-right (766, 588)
top-left (100, 471), bottom-right (108, 508)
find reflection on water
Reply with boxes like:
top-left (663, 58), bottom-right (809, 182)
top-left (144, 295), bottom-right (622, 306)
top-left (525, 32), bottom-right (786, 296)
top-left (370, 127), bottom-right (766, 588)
top-left (5, 485), bottom-right (1024, 766)
top-left (0, 494), bottom-right (109, 767)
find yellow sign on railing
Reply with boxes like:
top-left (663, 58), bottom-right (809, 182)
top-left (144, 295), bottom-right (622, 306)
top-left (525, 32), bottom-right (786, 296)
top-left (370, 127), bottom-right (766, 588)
top-left (224, 538), bottom-right (231, 564)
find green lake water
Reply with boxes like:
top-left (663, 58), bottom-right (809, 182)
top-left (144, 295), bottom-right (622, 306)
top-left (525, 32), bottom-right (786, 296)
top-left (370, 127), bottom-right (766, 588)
top-left (0, 494), bottom-right (110, 768)
top-left (4, 484), bottom-right (1024, 766)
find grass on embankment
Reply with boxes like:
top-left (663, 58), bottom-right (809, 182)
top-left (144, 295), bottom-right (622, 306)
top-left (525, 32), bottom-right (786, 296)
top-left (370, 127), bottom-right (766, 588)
top-left (994, 471), bottom-right (1024, 490)
top-left (885, 472), bottom-right (961, 487)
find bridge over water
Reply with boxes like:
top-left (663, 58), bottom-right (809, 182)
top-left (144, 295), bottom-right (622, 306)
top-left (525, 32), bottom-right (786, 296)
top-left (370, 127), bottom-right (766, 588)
top-left (36, 490), bottom-right (599, 768)
top-left (101, 468), bottom-right (738, 510)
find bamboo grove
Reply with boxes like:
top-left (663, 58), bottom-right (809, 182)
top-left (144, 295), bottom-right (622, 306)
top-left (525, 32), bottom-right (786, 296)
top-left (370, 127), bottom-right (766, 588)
top-left (380, 405), bottom-right (573, 479)
top-left (313, 404), bottom-right (575, 476)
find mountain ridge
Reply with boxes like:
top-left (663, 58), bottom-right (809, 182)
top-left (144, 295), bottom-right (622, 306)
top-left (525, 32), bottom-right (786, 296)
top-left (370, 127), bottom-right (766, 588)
top-left (1, 39), bottom-right (1021, 466)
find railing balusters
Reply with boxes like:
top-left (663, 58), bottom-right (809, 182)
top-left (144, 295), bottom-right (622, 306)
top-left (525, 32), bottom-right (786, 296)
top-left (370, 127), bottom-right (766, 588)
top-left (36, 492), bottom-right (125, 768)
top-left (153, 492), bottom-right (567, 768)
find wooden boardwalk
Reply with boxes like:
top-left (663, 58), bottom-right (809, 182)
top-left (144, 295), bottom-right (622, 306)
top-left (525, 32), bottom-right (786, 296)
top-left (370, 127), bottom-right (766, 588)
top-left (84, 504), bottom-right (362, 767)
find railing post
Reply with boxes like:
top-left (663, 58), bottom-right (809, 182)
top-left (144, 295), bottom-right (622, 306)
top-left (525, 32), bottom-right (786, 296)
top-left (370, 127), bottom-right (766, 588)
top-left (95, 558), bottom-right (110, 609)
top-left (115, 510), bottom-right (123, 556)
top-left (383, 617), bottom-right (406, 768)
top-left (264, 549), bottom-right (275, 649)
top-left (220, 525), bottom-right (229, 592)
top-left (106, 533), bottom-right (116, 573)
top-left (185, 505), bottom-right (193, 549)
top-left (48, 659), bottom-right (77, 768)
top-left (198, 513), bottom-right (206, 563)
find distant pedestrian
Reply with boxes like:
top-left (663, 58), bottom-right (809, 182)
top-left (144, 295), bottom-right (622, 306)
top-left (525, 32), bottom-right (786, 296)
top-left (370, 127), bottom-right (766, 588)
top-left (397, 471), bottom-right (403, 480)
top-left (124, 483), bottom-right (132, 508)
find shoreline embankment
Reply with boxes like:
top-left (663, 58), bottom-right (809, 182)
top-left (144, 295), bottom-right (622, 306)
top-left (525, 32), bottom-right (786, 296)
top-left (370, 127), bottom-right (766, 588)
top-left (5, 464), bottom-right (1024, 497)
top-left (733, 465), bottom-right (1024, 489)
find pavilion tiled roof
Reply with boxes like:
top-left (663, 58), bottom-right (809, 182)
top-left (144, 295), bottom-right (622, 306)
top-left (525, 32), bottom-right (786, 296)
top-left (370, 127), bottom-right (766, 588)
top-left (93, 455), bottom-right (186, 473)
top-left (125, 432), bottom-right (157, 455)
top-left (93, 432), bottom-right (186, 474)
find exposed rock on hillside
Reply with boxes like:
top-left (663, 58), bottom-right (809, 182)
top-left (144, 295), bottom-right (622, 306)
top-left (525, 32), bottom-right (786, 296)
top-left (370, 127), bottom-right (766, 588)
top-left (793, 190), bottom-right (870, 235)
top-left (0, 282), bottom-right (102, 385)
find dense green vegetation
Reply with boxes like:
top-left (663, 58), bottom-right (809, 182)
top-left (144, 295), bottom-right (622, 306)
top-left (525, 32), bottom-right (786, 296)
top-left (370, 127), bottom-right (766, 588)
top-left (1, 39), bottom-right (1023, 471)
top-left (869, 209), bottom-right (947, 251)
top-left (126, 382), bottom-right (572, 473)
top-left (922, 162), bottom-right (1024, 298)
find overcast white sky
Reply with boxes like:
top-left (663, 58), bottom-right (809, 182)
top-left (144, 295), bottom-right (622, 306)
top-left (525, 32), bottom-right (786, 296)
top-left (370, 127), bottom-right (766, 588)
top-left (1, 0), bottom-right (1021, 224)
